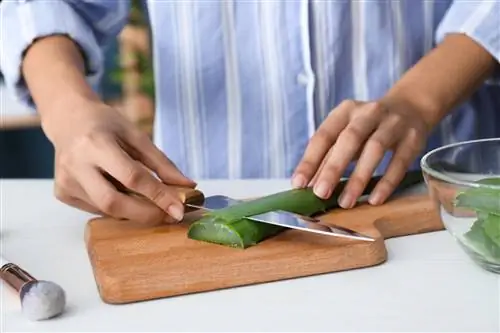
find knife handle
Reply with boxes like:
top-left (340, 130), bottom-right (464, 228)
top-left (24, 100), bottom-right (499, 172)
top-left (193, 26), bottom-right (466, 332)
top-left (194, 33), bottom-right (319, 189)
top-left (170, 186), bottom-right (205, 205)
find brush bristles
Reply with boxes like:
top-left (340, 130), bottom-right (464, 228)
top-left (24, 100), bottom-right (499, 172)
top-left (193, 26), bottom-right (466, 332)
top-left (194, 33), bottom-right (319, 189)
top-left (20, 280), bottom-right (66, 321)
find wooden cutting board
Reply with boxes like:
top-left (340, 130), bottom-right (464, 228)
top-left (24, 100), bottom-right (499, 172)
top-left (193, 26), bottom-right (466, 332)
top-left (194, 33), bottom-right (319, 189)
top-left (84, 190), bottom-right (443, 304)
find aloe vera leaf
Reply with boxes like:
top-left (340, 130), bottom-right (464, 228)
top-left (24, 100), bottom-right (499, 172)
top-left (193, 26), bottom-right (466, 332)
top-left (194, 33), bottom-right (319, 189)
top-left (482, 213), bottom-right (500, 247)
top-left (464, 215), bottom-right (500, 262)
top-left (454, 177), bottom-right (500, 215)
top-left (188, 171), bottom-right (426, 249)
top-left (187, 216), bottom-right (285, 248)
top-left (457, 177), bottom-right (500, 262)
top-left (187, 187), bottom-right (343, 249)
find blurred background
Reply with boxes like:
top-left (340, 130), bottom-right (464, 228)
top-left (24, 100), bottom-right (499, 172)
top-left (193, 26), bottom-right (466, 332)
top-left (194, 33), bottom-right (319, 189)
top-left (0, 0), bottom-right (154, 179)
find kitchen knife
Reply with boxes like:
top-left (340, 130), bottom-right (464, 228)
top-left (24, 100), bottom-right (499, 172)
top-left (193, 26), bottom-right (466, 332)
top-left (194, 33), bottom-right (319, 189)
top-left (184, 171), bottom-right (423, 242)
top-left (185, 194), bottom-right (376, 241)
top-left (106, 170), bottom-right (423, 242)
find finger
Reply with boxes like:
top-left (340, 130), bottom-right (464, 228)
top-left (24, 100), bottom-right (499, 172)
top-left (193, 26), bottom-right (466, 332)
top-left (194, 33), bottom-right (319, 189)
top-left (312, 102), bottom-right (383, 199)
top-left (124, 129), bottom-right (196, 187)
top-left (338, 115), bottom-right (406, 208)
top-left (77, 166), bottom-right (170, 225)
top-left (308, 147), bottom-right (333, 186)
top-left (55, 184), bottom-right (103, 215)
top-left (62, 195), bottom-right (105, 216)
top-left (308, 136), bottom-right (366, 187)
top-left (368, 129), bottom-right (424, 205)
top-left (54, 169), bottom-right (104, 215)
top-left (292, 100), bottom-right (354, 187)
top-left (92, 139), bottom-right (186, 220)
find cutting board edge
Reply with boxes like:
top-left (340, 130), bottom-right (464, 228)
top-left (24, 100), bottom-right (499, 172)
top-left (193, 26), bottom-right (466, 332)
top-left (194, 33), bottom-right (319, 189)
top-left (86, 245), bottom-right (389, 305)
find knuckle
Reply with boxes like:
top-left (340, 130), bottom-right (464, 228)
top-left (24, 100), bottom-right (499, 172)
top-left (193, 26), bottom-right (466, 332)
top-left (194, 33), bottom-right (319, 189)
top-left (313, 128), bottom-right (334, 145)
top-left (78, 131), bottom-right (104, 148)
top-left (321, 161), bottom-right (343, 180)
top-left (340, 99), bottom-right (357, 110)
top-left (379, 177), bottom-right (398, 192)
top-left (368, 101), bottom-right (384, 113)
top-left (341, 126), bottom-right (365, 145)
top-left (149, 187), bottom-right (173, 207)
top-left (57, 152), bottom-right (74, 170)
top-left (365, 101), bottom-right (387, 119)
top-left (56, 169), bottom-right (73, 187)
top-left (54, 185), bottom-right (70, 203)
top-left (122, 166), bottom-right (144, 189)
top-left (54, 171), bottom-right (74, 202)
top-left (392, 154), bottom-right (410, 170)
top-left (346, 175), bottom-right (367, 192)
top-left (368, 135), bottom-right (390, 151)
top-left (405, 128), bottom-right (424, 151)
top-left (406, 127), bottom-right (420, 142)
top-left (386, 112), bottom-right (403, 126)
top-left (99, 190), bottom-right (119, 214)
top-left (295, 160), bottom-right (317, 176)
top-left (74, 129), bottom-right (111, 153)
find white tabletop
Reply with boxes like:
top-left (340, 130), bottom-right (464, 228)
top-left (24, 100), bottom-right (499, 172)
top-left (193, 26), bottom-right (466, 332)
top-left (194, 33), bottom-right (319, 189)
top-left (1, 179), bottom-right (499, 332)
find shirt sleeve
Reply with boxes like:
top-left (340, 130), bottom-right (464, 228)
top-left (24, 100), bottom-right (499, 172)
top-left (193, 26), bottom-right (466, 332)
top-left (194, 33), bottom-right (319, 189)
top-left (435, 0), bottom-right (500, 85)
top-left (0, 0), bottom-right (131, 108)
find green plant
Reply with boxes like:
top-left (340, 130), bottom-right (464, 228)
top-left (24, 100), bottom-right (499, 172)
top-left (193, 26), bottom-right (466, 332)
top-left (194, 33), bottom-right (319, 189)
top-left (455, 177), bottom-right (500, 263)
top-left (110, 0), bottom-right (155, 99)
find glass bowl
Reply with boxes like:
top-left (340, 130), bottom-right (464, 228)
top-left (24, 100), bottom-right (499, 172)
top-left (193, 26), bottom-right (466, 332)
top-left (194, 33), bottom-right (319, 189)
top-left (421, 138), bottom-right (500, 274)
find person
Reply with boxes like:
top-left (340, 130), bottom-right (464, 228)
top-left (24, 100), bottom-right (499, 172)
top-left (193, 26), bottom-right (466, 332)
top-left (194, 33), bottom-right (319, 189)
top-left (1, 1), bottom-right (499, 225)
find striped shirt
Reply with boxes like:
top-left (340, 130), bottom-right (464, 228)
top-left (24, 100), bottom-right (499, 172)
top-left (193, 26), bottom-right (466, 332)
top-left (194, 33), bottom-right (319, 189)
top-left (2, 0), bottom-right (500, 180)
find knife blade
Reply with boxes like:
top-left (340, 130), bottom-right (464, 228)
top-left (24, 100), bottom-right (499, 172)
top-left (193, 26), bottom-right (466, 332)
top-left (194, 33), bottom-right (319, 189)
top-left (105, 170), bottom-right (423, 242)
top-left (184, 171), bottom-right (424, 242)
top-left (185, 195), bottom-right (375, 242)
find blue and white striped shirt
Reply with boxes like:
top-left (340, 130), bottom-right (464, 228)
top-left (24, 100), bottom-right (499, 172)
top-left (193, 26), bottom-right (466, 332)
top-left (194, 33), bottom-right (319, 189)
top-left (2, 0), bottom-right (500, 180)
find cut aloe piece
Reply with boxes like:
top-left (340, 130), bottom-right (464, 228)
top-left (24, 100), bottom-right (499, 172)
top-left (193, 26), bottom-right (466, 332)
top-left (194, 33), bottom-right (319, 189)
top-left (482, 213), bottom-right (500, 247)
top-left (454, 177), bottom-right (500, 216)
top-left (187, 186), bottom-right (343, 249)
top-left (456, 177), bottom-right (500, 262)
top-left (463, 213), bottom-right (500, 262)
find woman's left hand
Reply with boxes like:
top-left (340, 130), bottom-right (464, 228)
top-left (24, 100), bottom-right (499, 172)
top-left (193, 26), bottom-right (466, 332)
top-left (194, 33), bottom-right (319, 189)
top-left (291, 98), bottom-right (429, 208)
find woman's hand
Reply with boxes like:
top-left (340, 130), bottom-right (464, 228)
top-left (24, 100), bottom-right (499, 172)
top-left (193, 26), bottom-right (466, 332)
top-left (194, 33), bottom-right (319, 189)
top-left (46, 100), bottom-right (196, 225)
top-left (292, 98), bottom-right (429, 208)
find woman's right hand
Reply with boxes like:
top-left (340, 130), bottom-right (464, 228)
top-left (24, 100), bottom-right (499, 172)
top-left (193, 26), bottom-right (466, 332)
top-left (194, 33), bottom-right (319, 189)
top-left (44, 100), bottom-right (196, 225)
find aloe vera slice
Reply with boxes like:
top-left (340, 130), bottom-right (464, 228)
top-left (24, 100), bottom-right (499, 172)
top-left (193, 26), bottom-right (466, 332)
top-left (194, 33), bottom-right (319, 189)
top-left (454, 177), bottom-right (500, 215)
top-left (463, 213), bottom-right (500, 262)
top-left (187, 187), bottom-right (342, 249)
top-left (482, 213), bottom-right (500, 247)
top-left (455, 177), bottom-right (500, 262)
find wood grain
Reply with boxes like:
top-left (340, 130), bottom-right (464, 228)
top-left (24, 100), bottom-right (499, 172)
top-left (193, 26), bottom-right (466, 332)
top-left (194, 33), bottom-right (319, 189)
top-left (84, 192), bottom-right (443, 304)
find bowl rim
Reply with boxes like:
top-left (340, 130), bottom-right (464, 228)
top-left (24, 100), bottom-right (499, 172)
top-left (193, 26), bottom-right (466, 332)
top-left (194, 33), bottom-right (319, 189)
top-left (420, 137), bottom-right (500, 190)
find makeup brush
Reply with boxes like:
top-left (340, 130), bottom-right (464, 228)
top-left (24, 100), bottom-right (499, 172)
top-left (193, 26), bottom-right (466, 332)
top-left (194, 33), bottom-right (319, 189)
top-left (0, 255), bottom-right (66, 321)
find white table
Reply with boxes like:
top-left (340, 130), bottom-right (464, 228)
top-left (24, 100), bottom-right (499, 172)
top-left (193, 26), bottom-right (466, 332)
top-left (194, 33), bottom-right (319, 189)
top-left (1, 179), bottom-right (499, 332)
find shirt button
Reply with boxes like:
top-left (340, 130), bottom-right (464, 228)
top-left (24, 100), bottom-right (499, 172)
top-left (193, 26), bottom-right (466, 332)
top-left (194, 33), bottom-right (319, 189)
top-left (297, 72), bottom-right (309, 85)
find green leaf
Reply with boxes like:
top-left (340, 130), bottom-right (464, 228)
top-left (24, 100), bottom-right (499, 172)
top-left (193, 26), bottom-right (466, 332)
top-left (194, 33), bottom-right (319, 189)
top-left (463, 215), bottom-right (500, 262)
top-left (454, 177), bottom-right (500, 216)
top-left (482, 213), bottom-right (500, 247)
top-left (455, 177), bottom-right (500, 263)
top-left (187, 186), bottom-right (344, 249)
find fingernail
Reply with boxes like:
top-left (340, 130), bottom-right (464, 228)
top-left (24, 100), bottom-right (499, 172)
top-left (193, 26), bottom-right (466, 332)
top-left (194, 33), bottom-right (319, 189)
top-left (339, 192), bottom-right (354, 208)
top-left (313, 182), bottom-right (331, 198)
top-left (369, 192), bottom-right (382, 205)
top-left (167, 204), bottom-right (184, 221)
top-left (292, 174), bottom-right (306, 188)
